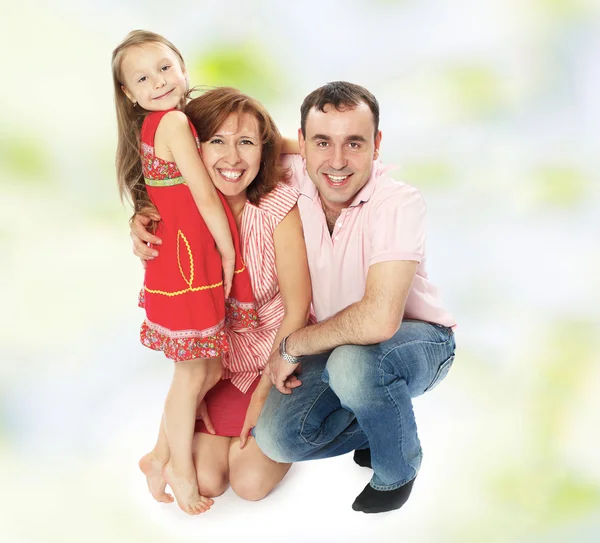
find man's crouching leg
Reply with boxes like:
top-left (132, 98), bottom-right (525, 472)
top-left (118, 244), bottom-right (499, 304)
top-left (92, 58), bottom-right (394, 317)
top-left (252, 351), bottom-right (368, 464)
top-left (324, 321), bottom-right (456, 514)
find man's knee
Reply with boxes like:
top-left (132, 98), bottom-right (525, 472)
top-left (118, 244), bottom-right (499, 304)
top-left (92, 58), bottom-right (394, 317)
top-left (325, 345), bottom-right (374, 403)
top-left (253, 415), bottom-right (304, 463)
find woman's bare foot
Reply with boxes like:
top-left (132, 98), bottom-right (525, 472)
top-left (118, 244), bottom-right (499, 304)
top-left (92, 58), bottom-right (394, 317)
top-left (139, 452), bottom-right (174, 503)
top-left (163, 461), bottom-right (214, 515)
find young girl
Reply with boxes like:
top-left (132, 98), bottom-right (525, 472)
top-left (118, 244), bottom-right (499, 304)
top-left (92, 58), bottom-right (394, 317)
top-left (112, 30), bottom-right (258, 515)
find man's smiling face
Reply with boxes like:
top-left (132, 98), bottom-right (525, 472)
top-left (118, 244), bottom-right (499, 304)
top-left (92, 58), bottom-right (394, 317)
top-left (299, 102), bottom-right (381, 212)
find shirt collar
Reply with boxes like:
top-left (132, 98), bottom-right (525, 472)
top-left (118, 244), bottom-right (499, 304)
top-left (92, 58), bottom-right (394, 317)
top-left (348, 160), bottom-right (382, 207)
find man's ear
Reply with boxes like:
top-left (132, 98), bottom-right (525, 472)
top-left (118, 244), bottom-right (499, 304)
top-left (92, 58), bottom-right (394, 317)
top-left (374, 130), bottom-right (382, 159)
top-left (298, 128), bottom-right (306, 159)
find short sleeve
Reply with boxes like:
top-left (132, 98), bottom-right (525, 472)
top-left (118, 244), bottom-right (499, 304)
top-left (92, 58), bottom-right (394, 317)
top-left (257, 182), bottom-right (300, 226)
top-left (368, 186), bottom-right (426, 266)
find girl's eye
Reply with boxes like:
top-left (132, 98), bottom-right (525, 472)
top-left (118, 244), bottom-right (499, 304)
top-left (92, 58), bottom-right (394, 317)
top-left (138, 76), bottom-right (147, 83)
top-left (161, 65), bottom-right (171, 71)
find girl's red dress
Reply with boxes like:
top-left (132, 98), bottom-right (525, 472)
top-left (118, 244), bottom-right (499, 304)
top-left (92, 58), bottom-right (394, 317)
top-left (138, 110), bottom-right (258, 362)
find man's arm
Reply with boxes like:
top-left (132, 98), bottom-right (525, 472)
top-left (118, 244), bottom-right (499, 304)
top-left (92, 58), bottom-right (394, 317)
top-left (268, 259), bottom-right (417, 393)
top-left (281, 138), bottom-right (300, 155)
top-left (286, 259), bottom-right (417, 356)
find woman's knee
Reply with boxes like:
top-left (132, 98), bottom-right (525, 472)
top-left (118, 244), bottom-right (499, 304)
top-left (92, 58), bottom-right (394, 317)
top-left (196, 467), bottom-right (229, 498)
top-left (229, 470), bottom-right (272, 502)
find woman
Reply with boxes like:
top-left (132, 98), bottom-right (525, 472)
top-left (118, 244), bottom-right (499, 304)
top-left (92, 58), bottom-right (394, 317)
top-left (131, 87), bottom-right (311, 503)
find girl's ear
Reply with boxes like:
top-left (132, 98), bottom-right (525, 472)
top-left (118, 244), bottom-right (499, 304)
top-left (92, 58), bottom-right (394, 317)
top-left (121, 85), bottom-right (136, 104)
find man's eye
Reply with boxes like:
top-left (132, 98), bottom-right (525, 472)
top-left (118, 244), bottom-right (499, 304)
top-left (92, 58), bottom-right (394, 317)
top-left (317, 141), bottom-right (328, 147)
top-left (348, 142), bottom-right (361, 149)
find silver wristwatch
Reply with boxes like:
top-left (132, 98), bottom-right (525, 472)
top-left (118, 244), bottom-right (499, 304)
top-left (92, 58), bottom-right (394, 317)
top-left (279, 334), bottom-right (301, 364)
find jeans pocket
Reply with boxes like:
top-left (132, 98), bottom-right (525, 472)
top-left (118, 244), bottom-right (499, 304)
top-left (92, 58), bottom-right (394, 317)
top-left (424, 354), bottom-right (455, 393)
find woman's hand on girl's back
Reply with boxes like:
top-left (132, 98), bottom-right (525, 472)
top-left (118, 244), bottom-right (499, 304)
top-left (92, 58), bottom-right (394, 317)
top-left (131, 209), bottom-right (163, 264)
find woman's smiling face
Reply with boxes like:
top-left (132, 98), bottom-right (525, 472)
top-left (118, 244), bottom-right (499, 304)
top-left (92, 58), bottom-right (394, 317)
top-left (200, 112), bottom-right (263, 201)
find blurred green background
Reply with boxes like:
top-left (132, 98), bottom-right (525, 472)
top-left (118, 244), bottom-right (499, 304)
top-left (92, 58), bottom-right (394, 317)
top-left (1, 1), bottom-right (599, 541)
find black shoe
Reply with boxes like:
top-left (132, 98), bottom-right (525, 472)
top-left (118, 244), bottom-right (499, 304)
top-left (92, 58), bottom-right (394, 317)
top-left (352, 477), bottom-right (416, 514)
top-left (353, 448), bottom-right (372, 469)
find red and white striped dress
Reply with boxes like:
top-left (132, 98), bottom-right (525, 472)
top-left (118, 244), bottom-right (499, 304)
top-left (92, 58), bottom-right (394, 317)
top-left (196, 182), bottom-right (301, 436)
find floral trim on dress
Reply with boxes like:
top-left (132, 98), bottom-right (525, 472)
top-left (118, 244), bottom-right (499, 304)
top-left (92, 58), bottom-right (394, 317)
top-left (141, 143), bottom-right (184, 181)
top-left (140, 320), bottom-right (229, 361)
top-left (225, 297), bottom-right (259, 329)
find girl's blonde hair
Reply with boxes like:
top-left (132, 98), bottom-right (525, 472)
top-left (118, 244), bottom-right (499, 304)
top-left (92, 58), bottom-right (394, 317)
top-left (111, 30), bottom-right (187, 213)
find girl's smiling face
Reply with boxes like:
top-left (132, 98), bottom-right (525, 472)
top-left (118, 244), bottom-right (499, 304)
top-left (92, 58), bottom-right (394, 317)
top-left (200, 112), bottom-right (263, 202)
top-left (120, 42), bottom-right (188, 111)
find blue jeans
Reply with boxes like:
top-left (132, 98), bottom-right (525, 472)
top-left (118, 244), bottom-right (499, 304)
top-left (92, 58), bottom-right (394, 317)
top-left (252, 320), bottom-right (456, 490)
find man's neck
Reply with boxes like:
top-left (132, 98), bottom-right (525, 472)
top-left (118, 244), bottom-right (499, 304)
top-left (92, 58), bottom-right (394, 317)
top-left (320, 198), bottom-right (345, 236)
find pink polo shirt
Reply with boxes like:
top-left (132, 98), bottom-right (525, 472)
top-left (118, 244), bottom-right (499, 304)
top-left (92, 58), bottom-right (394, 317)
top-left (283, 154), bottom-right (455, 328)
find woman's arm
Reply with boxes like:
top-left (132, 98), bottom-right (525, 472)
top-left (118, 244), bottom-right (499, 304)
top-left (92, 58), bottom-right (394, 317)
top-left (260, 204), bottom-right (312, 391)
top-left (239, 205), bottom-right (312, 446)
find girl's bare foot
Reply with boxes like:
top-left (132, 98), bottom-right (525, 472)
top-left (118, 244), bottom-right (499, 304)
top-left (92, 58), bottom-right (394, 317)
top-left (163, 462), bottom-right (213, 515)
top-left (139, 452), bottom-right (173, 503)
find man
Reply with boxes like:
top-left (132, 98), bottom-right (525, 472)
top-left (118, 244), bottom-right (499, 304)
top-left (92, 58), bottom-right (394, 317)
top-left (131, 81), bottom-right (456, 514)
top-left (253, 81), bottom-right (456, 513)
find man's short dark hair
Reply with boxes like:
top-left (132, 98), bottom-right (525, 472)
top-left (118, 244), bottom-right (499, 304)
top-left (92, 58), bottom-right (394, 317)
top-left (300, 81), bottom-right (380, 139)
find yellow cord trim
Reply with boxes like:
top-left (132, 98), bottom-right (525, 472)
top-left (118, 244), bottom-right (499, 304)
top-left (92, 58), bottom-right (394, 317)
top-left (145, 230), bottom-right (246, 297)
top-left (177, 230), bottom-right (194, 288)
top-left (145, 282), bottom-right (224, 296)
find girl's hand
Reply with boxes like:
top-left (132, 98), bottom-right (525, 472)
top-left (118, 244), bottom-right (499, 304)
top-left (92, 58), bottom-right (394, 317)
top-left (239, 392), bottom-right (267, 449)
top-left (196, 400), bottom-right (216, 435)
top-left (222, 257), bottom-right (235, 299)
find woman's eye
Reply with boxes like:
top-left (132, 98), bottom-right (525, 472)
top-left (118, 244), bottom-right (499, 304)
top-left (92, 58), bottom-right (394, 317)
top-left (240, 139), bottom-right (254, 145)
top-left (209, 138), bottom-right (224, 144)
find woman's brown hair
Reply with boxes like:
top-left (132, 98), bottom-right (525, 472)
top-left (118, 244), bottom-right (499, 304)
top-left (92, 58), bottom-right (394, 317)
top-left (185, 87), bottom-right (289, 205)
top-left (111, 30), bottom-right (187, 213)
